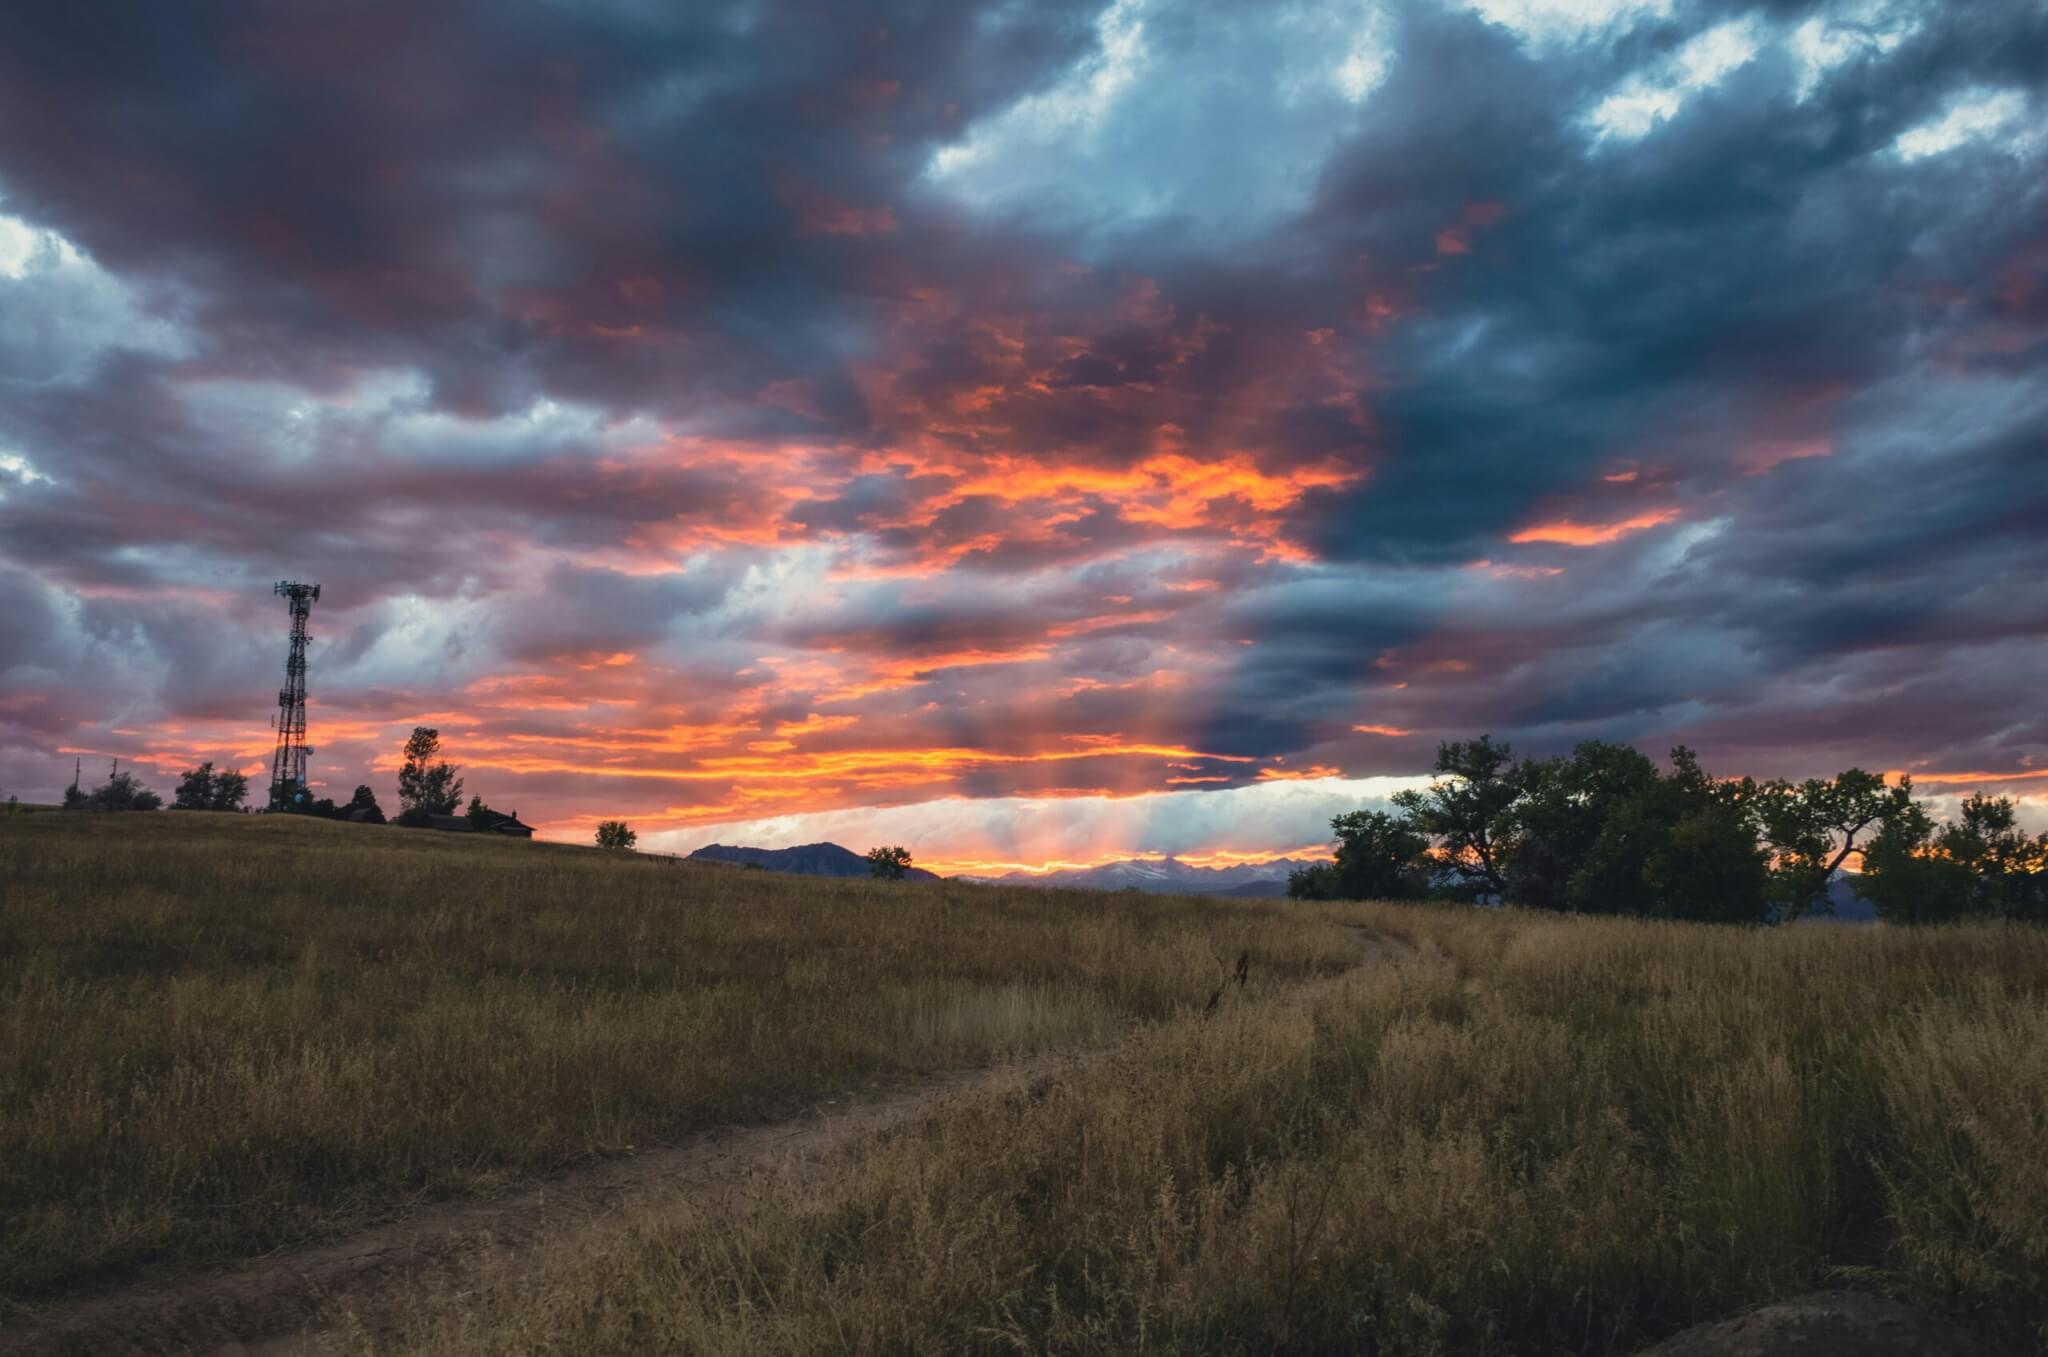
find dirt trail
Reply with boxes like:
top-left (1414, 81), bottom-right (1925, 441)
top-left (3, 926), bottom-right (1413, 1357)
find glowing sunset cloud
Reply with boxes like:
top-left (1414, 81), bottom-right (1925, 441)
top-left (1509, 508), bottom-right (1681, 546)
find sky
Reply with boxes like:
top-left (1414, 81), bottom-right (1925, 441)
top-left (0, 0), bottom-right (2043, 872)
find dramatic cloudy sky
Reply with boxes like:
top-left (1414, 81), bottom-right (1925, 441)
top-left (2, 0), bottom-right (2043, 869)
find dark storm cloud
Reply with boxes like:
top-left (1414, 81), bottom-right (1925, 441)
top-left (0, 0), bottom-right (1104, 417)
top-left (0, 0), bottom-right (2043, 836)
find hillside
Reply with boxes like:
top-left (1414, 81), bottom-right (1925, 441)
top-left (686, 839), bottom-right (941, 880)
top-left (0, 812), bottom-right (1348, 1306)
top-left (6, 812), bottom-right (2045, 1356)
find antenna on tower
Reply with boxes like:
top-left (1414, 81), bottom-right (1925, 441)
top-left (268, 580), bottom-right (321, 810)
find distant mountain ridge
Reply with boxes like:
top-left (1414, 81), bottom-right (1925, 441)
top-left (965, 856), bottom-right (1322, 897)
top-left (686, 841), bottom-right (941, 881)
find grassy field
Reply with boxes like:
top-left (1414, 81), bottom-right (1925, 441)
top-left (362, 905), bottom-right (2048, 1356)
top-left (0, 812), bottom-right (1358, 1302)
top-left (8, 813), bottom-right (2048, 1354)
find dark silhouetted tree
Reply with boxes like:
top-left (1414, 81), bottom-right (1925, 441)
top-left (179, 762), bottom-right (250, 811)
top-left (595, 820), bottom-right (637, 849)
top-left (1393, 735), bottom-right (1521, 898)
top-left (1543, 748), bottom-right (1768, 922)
top-left (1856, 800), bottom-right (1975, 925)
top-left (210, 767), bottom-right (249, 811)
top-left (396, 727), bottom-right (463, 819)
top-left (84, 767), bottom-right (162, 812)
top-left (1289, 810), bottom-right (1431, 901)
top-left (1503, 741), bottom-right (1660, 912)
top-left (1758, 769), bottom-right (1915, 920)
top-left (1640, 751), bottom-right (1771, 925)
top-left (1933, 793), bottom-right (2048, 922)
top-left (346, 785), bottom-right (385, 823)
top-left (867, 845), bottom-right (913, 879)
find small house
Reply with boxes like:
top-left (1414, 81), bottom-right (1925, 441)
top-left (420, 810), bottom-right (536, 839)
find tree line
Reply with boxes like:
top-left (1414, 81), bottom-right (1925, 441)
top-left (1290, 736), bottom-right (2048, 925)
top-left (53, 727), bottom-right (510, 828)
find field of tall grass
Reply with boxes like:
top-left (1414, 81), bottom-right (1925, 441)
top-left (9, 813), bottom-right (2047, 1354)
top-left (363, 905), bottom-right (2048, 1356)
top-left (0, 813), bottom-right (1359, 1302)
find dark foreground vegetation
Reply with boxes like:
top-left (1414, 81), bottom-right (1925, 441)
top-left (8, 813), bottom-right (2046, 1355)
top-left (0, 812), bottom-right (1352, 1303)
top-left (366, 905), bottom-right (2048, 1357)
top-left (1292, 736), bottom-right (2048, 926)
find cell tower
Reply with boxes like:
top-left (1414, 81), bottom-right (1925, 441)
top-left (269, 580), bottom-right (320, 810)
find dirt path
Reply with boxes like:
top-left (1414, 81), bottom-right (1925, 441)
top-left (4, 926), bottom-right (1412, 1357)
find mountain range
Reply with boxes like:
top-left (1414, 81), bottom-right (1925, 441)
top-left (963, 856), bottom-right (1319, 896)
top-left (685, 842), bottom-right (1886, 918)
top-left (686, 841), bottom-right (941, 881)
top-left (686, 842), bottom-right (1313, 894)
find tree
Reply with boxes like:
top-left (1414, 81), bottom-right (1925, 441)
top-left (174, 763), bottom-right (218, 810)
top-left (346, 785), bottom-right (385, 823)
top-left (177, 762), bottom-right (248, 811)
top-left (1758, 770), bottom-right (1915, 920)
top-left (1289, 809), bottom-right (1432, 900)
top-left (1563, 748), bottom-right (1769, 922)
top-left (867, 845), bottom-right (913, 880)
top-left (1856, 800), bottom-right (1975, 925)
top-left (396, 727), bottom-right (463, 817)
top-left (595, 820), bottom-right (637, 850)
top-left (1392, 736), bottom-right (1521, 898)
top-left (210, 768), bottom-right (249, 811)
top-left (1640, 752), bottom-right (1771, 925)
top-left (1502, 742), bottom-right (1660, 912)
top-left (1933, 794), bottom-right (2048, 923)
top-left (83, 768), bottom-right (162, 812)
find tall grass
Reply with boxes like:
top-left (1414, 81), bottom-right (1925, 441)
top-left (365, 905), bottom-right (2048, 1355)
top-left (0, 813), bottom-right (1357, 1300)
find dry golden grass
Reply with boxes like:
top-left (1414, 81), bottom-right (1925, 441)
top-left (362, 904), bottom-right (2048, 1356)
top-left (0, 812), bottom-right (1358, 1302)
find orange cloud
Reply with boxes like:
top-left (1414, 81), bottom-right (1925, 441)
top-left (1509, 507), bottom-right (1679, 546)
top-left (1256, 764), bottom-right (1344, 781)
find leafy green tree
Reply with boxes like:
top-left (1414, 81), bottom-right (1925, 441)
top-left (595, 820), bottom-right (637, 850)
top-left (396, 727), bottom-right (463, 817)
top-left (1934, 793), bottom-right (2048, 922)
top-left (1568, 748), bottom-right (1769, 922)
top-left (1289, 810), bottom-right (1432, 901)
top-left (1643, 752), bottom-right (1772, 925)
top-left (867, 845), bottom-right (913, 880)
top-left (1856, 800), bottom-right (1975, 924)
top-left (1758, 769), bottom-right (1915, 919)
top-left (1393, 736), bottom-right (1521, 898)
top-left (1503, 742), bottom-right (1660, 912)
